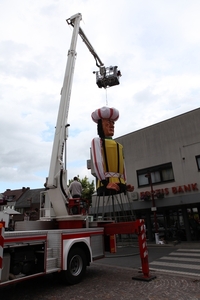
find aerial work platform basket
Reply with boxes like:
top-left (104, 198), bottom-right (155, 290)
top-left (94, 66), bottom-right (121, 88)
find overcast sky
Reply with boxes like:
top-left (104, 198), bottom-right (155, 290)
top-left (0, 0), bottom-right (200, 192)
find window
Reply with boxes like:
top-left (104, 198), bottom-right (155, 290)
top-left (6, 195), bottom-right (15, 202)
top-left (196, 155), bottom-right (200, 171)
top-left (137, 162), bottom-right (174, 187)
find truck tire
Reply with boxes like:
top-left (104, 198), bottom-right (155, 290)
top-left (63, 247), bottom-right (87, 285)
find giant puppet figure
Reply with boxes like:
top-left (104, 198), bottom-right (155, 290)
top-left (91, 106), bottom-right (134, 196)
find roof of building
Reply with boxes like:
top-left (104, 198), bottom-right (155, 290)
top-left (3, 187), bottom-right (30, 202)
top-left (15, 188), bottom-right (45, 209)
top-left (116, 107), bottom-right (200, 139)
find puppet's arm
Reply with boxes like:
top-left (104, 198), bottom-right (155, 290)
top-left (91, 138), bottom-right (105, 181)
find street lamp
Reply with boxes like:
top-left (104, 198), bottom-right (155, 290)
top-left (145, 172), bottom-right (159, 244)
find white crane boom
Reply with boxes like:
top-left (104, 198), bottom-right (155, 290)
top-left (46, 13), bottom-right (121, 219)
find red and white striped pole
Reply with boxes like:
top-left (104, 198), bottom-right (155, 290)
top-left (137, 219), bottom-right (149, 277)
top-left (0, 222), bottom-right (5, 282)
top-left (133, 219), bottom-right (156, 281)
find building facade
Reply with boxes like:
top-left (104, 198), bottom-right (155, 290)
top-left (115, 108), bottom-right (200, 242)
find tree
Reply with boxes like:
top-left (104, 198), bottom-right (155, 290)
top-left (68, 176), bottom-right (95, 205)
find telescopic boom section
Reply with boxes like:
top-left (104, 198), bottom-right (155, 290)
top-left (46, 13), bottom-right (82, 218)
top-left (69, 19), bottom-right (104, 68)
top-left (47, 13), bottom-right (81, 189)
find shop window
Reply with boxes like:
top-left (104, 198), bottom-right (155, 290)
top-left (137, 162), bottom-right (174, 187)
top-left (196, 155), bottom-right (200, 171)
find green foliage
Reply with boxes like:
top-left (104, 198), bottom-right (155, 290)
top-left (68, 176), bottom-right (95, 204)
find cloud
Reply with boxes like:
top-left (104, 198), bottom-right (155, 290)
top-left (0, 0), bottom-right (200, 191)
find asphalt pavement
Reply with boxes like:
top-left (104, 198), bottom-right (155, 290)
top-left (1, 261), bottom-right (200, 300)
top-left (1, 241), bottom-right (200, 300)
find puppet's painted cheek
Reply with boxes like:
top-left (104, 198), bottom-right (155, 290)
top-left (102, 120), bottom-right (115, 136)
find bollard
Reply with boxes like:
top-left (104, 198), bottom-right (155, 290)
top-left (132, 219), bottom-right (156, 281)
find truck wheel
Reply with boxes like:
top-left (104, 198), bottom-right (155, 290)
top-left (63, 247), bottom-right (87, 285)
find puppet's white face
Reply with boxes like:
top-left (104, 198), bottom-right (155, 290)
top-left (102, 118), bottom-right (115, 137)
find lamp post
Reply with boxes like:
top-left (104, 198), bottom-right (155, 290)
top-left (145, 172), bottom-right (159, 244)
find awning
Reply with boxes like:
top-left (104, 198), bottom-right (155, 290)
top-left (3, 208), bottom-right (21, 215)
